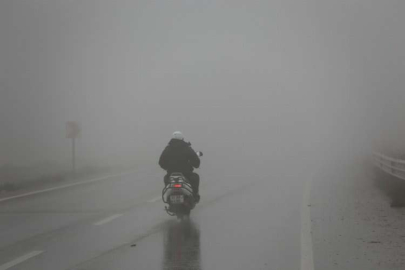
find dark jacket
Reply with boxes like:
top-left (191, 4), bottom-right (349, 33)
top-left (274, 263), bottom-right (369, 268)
top-left (159, 139), bottom-right (200, 174)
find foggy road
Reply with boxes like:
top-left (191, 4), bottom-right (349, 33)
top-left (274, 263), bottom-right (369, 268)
top-left (0, 168), bottom-right (303, 270)
top-left (2, 0), bottom-right (405, 269)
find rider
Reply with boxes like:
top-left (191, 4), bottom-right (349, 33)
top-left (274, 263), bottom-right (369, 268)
top-left (159, 131), bottom-right (201, 202)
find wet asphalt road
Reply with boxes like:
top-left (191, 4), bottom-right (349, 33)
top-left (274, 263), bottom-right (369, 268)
top-left (0, 166), bottom-right (304, 270)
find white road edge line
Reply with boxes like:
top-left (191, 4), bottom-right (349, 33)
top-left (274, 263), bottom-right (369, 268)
top-left (301, 179), bottom-right (315, 270)
top-left (0, 171), bottom-right (136, 203)
top-left (147, 196), bottom-right (161, 203)
top-left (94, 214), bottom-right (123, 226)
top-left (0, 250), bottom-right (43, 270)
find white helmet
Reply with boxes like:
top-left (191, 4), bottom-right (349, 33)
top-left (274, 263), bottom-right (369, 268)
top-left (172, 131), bottom-right (184, 140)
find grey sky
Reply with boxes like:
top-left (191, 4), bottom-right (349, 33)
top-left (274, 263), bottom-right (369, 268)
top-left (1, 1), bottom-right (404, 168)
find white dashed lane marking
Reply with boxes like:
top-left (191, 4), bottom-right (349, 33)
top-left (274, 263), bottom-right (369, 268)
top-left (94, 214), bottom-right (123, 226)
top-left (0, 251), bottom-right (43, 270)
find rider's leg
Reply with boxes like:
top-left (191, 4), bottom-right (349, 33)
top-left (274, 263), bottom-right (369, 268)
top-left (186, 172), bottom-right (199, 195)
top-left (184, 172), bottom-right (200, 202)
top-left (192, 173), bottom-right (200, 195)
top-left (191, 173), bottom-right (200, 202)
top-left (164, 173), bottom-right (170, 187)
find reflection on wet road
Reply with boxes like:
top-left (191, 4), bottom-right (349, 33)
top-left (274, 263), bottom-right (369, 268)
top-left (163, 220), bottom-right (201, 270)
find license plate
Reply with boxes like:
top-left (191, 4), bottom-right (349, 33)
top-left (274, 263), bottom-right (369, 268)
top-left (170, 195), bottom-right (184, 204)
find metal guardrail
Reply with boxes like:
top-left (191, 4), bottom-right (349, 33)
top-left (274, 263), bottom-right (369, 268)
top-left (373, 152), bottom-right (405, 180)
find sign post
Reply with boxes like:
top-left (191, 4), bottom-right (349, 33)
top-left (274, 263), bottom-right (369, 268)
top-left (72, 136), bottom-right (76, 173)
top-left (66, 121), bottom-right (81, 173)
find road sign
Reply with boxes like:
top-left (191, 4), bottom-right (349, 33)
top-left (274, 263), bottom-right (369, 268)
top-left (66, 121), bottom-right (80, 139)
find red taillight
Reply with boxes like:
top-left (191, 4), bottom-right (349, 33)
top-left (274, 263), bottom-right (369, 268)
top-left (173, 184), bottom-right (182, 188)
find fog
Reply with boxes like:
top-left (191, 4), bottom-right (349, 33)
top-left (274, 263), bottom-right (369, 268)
top-left (1, 0), bottom-right (405, 174)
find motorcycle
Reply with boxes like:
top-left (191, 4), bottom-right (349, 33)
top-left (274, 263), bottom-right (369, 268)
top-left (162, 151), bottom-right (203, 219)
